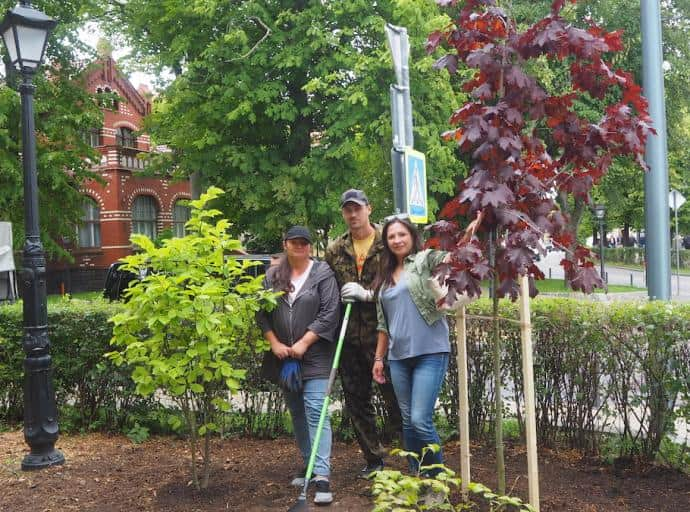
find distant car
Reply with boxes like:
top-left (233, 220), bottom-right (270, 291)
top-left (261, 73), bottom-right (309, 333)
top-left (103, 261), bottom-right (141, 301)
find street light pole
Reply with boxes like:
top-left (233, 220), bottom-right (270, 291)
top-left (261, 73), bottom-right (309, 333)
top-left (19, 68), bottom-right (64, 471)
top-left (1, 1), bottom-right (63, 470)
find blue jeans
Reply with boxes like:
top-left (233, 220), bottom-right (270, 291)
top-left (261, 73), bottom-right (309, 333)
top-left (284, 378), bottom-right (331, 477)
top-left (388, 353), bottom-right (449, 475)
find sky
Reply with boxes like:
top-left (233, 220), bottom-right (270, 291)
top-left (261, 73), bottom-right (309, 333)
top-left (79, 22), bottom-right (162, 91)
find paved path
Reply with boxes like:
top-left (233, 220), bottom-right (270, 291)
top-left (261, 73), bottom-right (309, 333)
top-left (537, 251), bottom-right (690, 302)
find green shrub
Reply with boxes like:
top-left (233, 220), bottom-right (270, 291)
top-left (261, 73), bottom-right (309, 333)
top-left (0, 296), bottom-right (155, 431)
top-left (441, 298), bottom-right (690, 461)
top-left (107, 187), bottom-right (280, 490)
top-left (603, 246), bottom-right (690, 268)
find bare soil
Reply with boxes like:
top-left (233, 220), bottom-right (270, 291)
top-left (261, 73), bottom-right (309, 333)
top-left (1, 430), bottom-right (689, 511)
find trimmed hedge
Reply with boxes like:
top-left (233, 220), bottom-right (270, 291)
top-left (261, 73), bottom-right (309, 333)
top-left (442, 298), bottom-right (690, 459)
top-left (2, 296), bottom-right (689, 462)
top-left (603, 246), bottom-right (690, 268)
top-left (0, 297), bottom-right (154, 432)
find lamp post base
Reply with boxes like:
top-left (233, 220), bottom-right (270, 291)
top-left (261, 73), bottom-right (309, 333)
top-left (21, 448), bottom-right (65, 470)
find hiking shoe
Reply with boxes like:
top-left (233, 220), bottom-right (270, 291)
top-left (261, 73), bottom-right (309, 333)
top-left (313, 477), bottom-right (333, 505)
top-left (290, 468), bottom-right (313, 487)
top-left (358, 460), bottom-right (384, 479)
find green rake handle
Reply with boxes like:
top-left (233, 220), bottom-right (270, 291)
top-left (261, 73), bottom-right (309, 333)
top-left (299, 302), bottom-right (352, 499)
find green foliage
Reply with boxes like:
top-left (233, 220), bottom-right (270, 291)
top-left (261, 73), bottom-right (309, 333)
top-left (125, 422), bottom-right (150, 444)
top-left (371, 444), bottom-right (536, 511)
top-left (107, 186), bottom-right (280, 489)
top-left (0, 0), bottom-right (106, 260)
top-left (440, 298), bottom-right (690, 462)
top-left (4, 292), bottom-right (688, 472)
top-left (603, 247), bottom-right (690, 269)
top-left (0, 295), bottom-right (152, 431)
top-left (101, 0), bottom-right (467, 241)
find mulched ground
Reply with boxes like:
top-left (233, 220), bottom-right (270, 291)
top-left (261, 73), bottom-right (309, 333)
top-left (1, 429), bottom-right (689, 511)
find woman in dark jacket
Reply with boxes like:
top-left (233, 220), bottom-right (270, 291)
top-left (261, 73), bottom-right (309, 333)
top-left (256, 226), bottom-right (340, 505)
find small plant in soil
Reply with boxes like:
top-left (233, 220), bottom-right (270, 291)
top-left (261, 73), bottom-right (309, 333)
top-left (371, 444), bottom-right (536, 511)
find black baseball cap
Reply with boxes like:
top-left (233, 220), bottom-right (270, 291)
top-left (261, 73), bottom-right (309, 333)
top-left (284, 225), bottom-right (312, 243)
top-left (340, 189), bottom-right (369, 207)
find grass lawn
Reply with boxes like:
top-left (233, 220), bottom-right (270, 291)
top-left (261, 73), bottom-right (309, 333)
top-left (535, 278), bottom-right (641, 293)
top-left (609, 262), bottom-right (690, 276)
top-left (46, 291), bottom-right (104, 304)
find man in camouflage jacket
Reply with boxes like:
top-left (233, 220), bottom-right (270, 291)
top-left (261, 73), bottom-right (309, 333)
top-left (325, 189), bottom-right (402, 476)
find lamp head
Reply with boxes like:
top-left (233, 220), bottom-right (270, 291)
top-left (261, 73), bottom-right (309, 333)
top-left (0, 1), bottom-right (56, 74)
top-left (592, 204), bottom-right (606, 220)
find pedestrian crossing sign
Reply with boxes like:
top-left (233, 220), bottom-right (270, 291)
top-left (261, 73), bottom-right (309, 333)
top-left (404, 148), bottom-right (428, 224)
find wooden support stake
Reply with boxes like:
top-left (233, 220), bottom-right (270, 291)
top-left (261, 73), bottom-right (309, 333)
top-left (455, 306), bottom-right (471, 500)
top-left (519, 274), bottom-right (540, 510)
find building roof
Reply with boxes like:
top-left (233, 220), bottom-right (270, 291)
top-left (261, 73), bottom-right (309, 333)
top-left (85, 57), bottom-right (151, 117)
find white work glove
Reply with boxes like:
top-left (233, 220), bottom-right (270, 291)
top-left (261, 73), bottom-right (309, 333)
top-left (341, 282), bottom-right (374, 303)
top-left (429, 276), bottom-right (476, 311)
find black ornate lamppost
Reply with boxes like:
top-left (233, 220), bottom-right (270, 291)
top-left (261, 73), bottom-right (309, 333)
top-left (593, 204), bottom-right (606, 283)
top-left (0, 1), bottom-right (63, 470)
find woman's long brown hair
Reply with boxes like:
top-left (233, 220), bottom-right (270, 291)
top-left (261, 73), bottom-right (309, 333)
top-left (270, 254), bottom-right (294, 293)
top-left (373, 217), bottom-right (422, 292)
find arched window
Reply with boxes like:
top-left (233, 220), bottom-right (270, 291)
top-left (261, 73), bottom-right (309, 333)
top-left (172, 201), bottom-right (191, 238)
top-left (116, 127), bottom-right (136, 148)
top-left (78, 198), bottom-right (101, 248)
top-left (132, 196), bottom-right (158, 239)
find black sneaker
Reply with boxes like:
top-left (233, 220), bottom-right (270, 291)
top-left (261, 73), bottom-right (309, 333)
top-left (313, 477), bottom-right (333, 505)
top-left (358, 460), bottom-right (384, 479)
top-left (290, 468), bottom-right (313, 487)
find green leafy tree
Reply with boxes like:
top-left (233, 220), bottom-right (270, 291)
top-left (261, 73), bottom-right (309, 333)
top-left (106, 187), bottom-right (279, 490)
top-left (0, 0), bottom-right (105, 259)
top-left (100, 0), bottom-right (468, 243)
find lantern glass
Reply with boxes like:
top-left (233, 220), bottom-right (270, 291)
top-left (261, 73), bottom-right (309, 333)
top-left (1, 25), bottom-right (17, 64)
top-left (15, 23), bottom-right (48, 69)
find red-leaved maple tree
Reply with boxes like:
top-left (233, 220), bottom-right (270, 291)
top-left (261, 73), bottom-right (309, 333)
top-left (427, 0), bottom-right (655, 300)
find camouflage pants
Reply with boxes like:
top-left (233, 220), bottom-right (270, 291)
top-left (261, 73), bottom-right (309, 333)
top-left (340, 339), bottom-right (402, 465)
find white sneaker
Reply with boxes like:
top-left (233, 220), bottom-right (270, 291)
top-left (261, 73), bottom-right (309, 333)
top-left (290, 468), bottom-right (313, 487)
top-left (313, 477), bottom-right (333, 505)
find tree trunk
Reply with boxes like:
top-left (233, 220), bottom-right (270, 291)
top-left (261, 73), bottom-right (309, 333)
top-left (183, 401), bottom-right (200, 491)
top-left (202, 430), bottom-right (211, 489)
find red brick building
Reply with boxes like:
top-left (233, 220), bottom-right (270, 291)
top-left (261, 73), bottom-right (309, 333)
top-left (48, 57), bottom-right (191, 294)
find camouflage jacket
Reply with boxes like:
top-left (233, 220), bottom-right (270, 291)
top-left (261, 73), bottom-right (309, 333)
top-left (325, 224), bottom-right (383, 347)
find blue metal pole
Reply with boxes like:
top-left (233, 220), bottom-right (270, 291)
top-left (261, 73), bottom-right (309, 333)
top-left (641, 0), bottom-right (671, 301)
